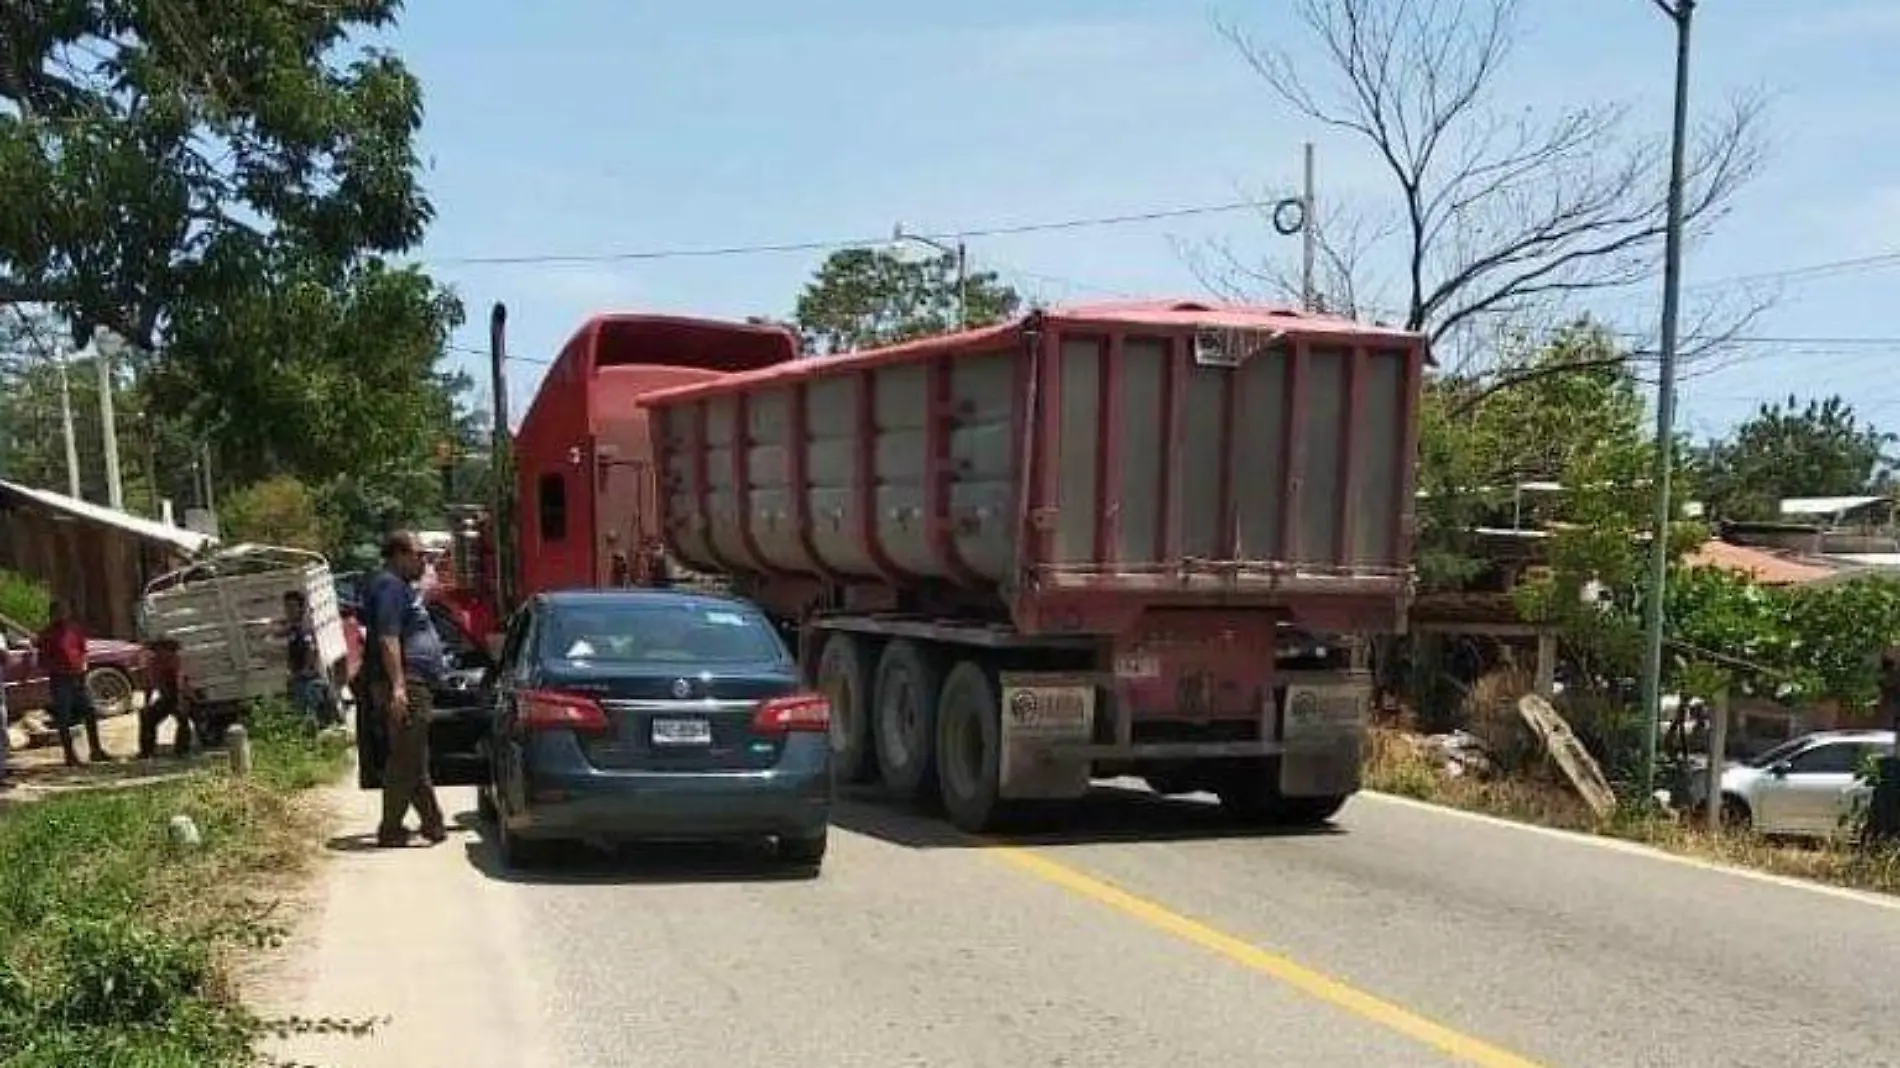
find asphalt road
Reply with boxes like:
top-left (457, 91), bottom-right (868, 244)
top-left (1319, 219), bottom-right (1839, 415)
top-left (261, 782), bottom-right (1900, 1068)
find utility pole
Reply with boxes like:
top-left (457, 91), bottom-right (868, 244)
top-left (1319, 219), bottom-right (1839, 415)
top-left (892, 224), bottom-right (967, 330)
top-left (1637, 0), bottom-right (1696, 800)
top-left (1302, 142), bottom-right (1318, 311)
top-left (55, 348), bottom-right (81, 499)
top-left (489, 302), bottom-right (515, 613)
top-left (199, 440), bottom-right (217, 519)
top-left (93, 336), bottom-right (124, 511)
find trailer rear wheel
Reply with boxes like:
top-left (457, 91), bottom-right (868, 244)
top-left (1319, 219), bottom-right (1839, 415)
top-left (1217, 765), bottom-right (1348, 827)
top-left (815, 635), bottom-right (877, 784)
top-left (874, 640), bottom-right (942, 802)
top-left (936, 660), bottom-right (1008, 833)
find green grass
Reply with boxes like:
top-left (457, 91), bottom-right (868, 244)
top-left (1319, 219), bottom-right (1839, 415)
top-left (0, 702), bottom-right (350, 1067)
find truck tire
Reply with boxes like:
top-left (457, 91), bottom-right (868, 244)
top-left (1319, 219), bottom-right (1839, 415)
top-left (935, 660), bottom-right (1007, 833)
top-left (873, 640), bottom-right (942, 802)
top-left (1217, 766), bottom-right (1348, 828)
top-left (816, 635), bottom-right (877, 783)
top-left (85, 667), bottom-right (136, 719)
top-left (1275, 795), bottom-right (1350, 826)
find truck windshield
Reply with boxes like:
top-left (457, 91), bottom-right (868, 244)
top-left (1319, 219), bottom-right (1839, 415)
top-left (539, 603), bottom-right (786, 665)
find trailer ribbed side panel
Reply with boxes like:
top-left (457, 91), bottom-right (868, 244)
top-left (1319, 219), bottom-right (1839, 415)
top-left (643, 303), bottom-right (1423, 630)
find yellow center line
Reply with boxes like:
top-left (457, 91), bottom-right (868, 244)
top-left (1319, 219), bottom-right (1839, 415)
top-left (990, 846), bottom-right (1551, 1068)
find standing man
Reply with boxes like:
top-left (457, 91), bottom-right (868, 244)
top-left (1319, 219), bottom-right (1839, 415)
top-left (359, 531), bottom-right (447, 847)
top-left (35, 600), bottom-right (113, 767)
top-left (275, 590), bottom-right (338, 727)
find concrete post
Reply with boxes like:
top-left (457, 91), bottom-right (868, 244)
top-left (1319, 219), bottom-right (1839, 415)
top-left (227, 724), bottom-right (252, 778)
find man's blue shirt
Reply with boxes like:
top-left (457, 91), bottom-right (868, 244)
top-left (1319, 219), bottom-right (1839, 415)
top-left (359, 569), bottom-right (445, 684)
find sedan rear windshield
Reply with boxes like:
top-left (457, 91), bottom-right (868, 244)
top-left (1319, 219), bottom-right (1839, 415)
top-left (539, 604), bottom-right (786, 664)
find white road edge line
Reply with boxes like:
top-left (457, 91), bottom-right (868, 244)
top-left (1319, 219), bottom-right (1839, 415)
top-left (1359, 790), bottom-right (1900, 914)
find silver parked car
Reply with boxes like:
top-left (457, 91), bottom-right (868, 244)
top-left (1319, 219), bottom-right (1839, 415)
top-left (1715, 729), bottom-right (1895, 839)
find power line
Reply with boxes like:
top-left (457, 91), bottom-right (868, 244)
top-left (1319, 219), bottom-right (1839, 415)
top-left (1689, 251), bottom-right (1900, 290)
top-left (426, 200), bottom-right (1272, 267)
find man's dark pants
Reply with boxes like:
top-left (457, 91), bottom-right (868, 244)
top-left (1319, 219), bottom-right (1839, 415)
top-left (371, 679), bottom-right (445, 842)
top-left (138, 695), bottom-right (194, 759)
top-left (49, 675), bottom-right (106, 765)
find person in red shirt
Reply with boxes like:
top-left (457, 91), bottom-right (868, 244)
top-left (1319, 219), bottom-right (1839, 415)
top-left (34, 600), bottom-right (114, 767)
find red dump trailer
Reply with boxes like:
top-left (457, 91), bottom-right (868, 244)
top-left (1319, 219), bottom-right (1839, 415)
top-left (637, 300), bottom-right (1426, 832)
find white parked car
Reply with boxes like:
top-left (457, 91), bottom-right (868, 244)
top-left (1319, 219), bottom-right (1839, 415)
top-left (1716, 729), bottom-right (1895, 839)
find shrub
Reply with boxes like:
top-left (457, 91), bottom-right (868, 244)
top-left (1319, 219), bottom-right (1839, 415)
top-left (0, 571), bottom-right (49, 630)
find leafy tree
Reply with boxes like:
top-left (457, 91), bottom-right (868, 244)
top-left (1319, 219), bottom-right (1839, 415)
top-left (1417, 322), bottom-right (1703, 700)
top-left (144, 254), bottom-right (465, 488)
top-left (1695, 396), bottom-right (1895, 522)
top-left (218, 474), bottom-right (324, 550)
top-left (792, 248), bottom-right (1022, 354)
top-left (0, 0), bottom-right (462, 553)
top-left (1667, 565), bottom-right (1900, 718)
top-left (0, 0), bottom-right (435, 345)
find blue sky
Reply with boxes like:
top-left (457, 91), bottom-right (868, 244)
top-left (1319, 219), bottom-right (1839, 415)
top-left (389, 1), bottom-right (1900, 440)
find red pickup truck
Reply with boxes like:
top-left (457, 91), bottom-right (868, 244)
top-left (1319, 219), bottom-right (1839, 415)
top-left (0, 612), bottom-right (149, 719)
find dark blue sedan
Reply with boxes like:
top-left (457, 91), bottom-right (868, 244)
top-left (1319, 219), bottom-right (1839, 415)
top-left (476, 589), bottom-right (833, 871)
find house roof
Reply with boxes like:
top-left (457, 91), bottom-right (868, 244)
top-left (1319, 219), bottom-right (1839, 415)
top-left (0, 479), bottom-right (215, 554)
top-left (1779, 495), bottom-right (1886, 517)
top-left (1684, 539), bottom-right (1837, 585)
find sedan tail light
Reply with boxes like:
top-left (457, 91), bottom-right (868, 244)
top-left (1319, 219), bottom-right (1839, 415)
top-left (751, 693), bottom-right (830, 734)
top-left (521, 689), bottom-right (610, 734)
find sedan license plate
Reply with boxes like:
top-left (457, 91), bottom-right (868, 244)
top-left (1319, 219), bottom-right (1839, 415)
top-left (651, 717), bottom-right (712, 747)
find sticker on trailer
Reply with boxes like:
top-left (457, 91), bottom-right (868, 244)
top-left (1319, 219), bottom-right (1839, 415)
top-left (1113, 653), bottom-right (1160, 680)
top-left (1281, 683), bottom-right (1369, 742)
top-left (998, 673), bottom-right (1096, 801)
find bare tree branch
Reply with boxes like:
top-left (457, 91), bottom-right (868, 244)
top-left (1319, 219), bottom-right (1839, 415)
top-left (1214, 0), bottom-right (1768, 379)
top-left (1179, 192), bottom-right (1396, 320)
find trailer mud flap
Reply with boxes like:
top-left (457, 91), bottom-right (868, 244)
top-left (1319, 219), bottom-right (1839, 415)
top-left (1278, 679), bottom-right (1369, 799)
top-left (998, 672), bottom-right (1095, 800)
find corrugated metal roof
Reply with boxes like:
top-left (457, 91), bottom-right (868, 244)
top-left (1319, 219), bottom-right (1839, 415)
top-left (0, 479), bottom-right (216, 554)
top-left (1685, 539), bottom-right (1837, 585)
top-left (1823, 553), bottom-right (1900, 567)
top-left (1779, 496), bottom-right (1886, 517)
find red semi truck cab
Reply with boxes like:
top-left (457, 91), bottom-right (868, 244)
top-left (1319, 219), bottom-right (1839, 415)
top-left (450, 313), bottom-right (801, 648)
top-left (511, 314), bottom-right (799, 601)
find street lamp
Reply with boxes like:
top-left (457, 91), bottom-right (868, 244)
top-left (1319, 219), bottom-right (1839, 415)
top-left (1637, 0), bottom-right (1696, 801)
top-left (892, 223), bottom-right (968, 330)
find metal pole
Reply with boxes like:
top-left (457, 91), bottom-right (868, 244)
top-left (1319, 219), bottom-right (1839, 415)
top-left (53, 347), bottom-right (81, 499)
top-left (200, 440), bottom-right (217, 522)
top-left (488, 302), bottom-right (514, 613)
top-left (1704, 688), bottom-right (1728, 831)
top-left (1637, 0), bottom-right (1696, 801)
top-left (94, 340), bottom-right (124, 511)
top-left (893, 224), bottom-right (967, 330)
top-left (1302, 141), bottom-right (1318, 311)
top-left (955, 241), bottom-right (969, 331)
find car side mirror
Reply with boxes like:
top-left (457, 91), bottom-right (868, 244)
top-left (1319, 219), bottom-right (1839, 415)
top-left (1770, 761), bottom-right (1792, 778)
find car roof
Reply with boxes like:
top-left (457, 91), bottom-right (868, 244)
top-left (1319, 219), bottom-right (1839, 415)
top-left (1805, 729), bottom-right (1896, 743)
top-left (534, 588), bottom-right (761, 613)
